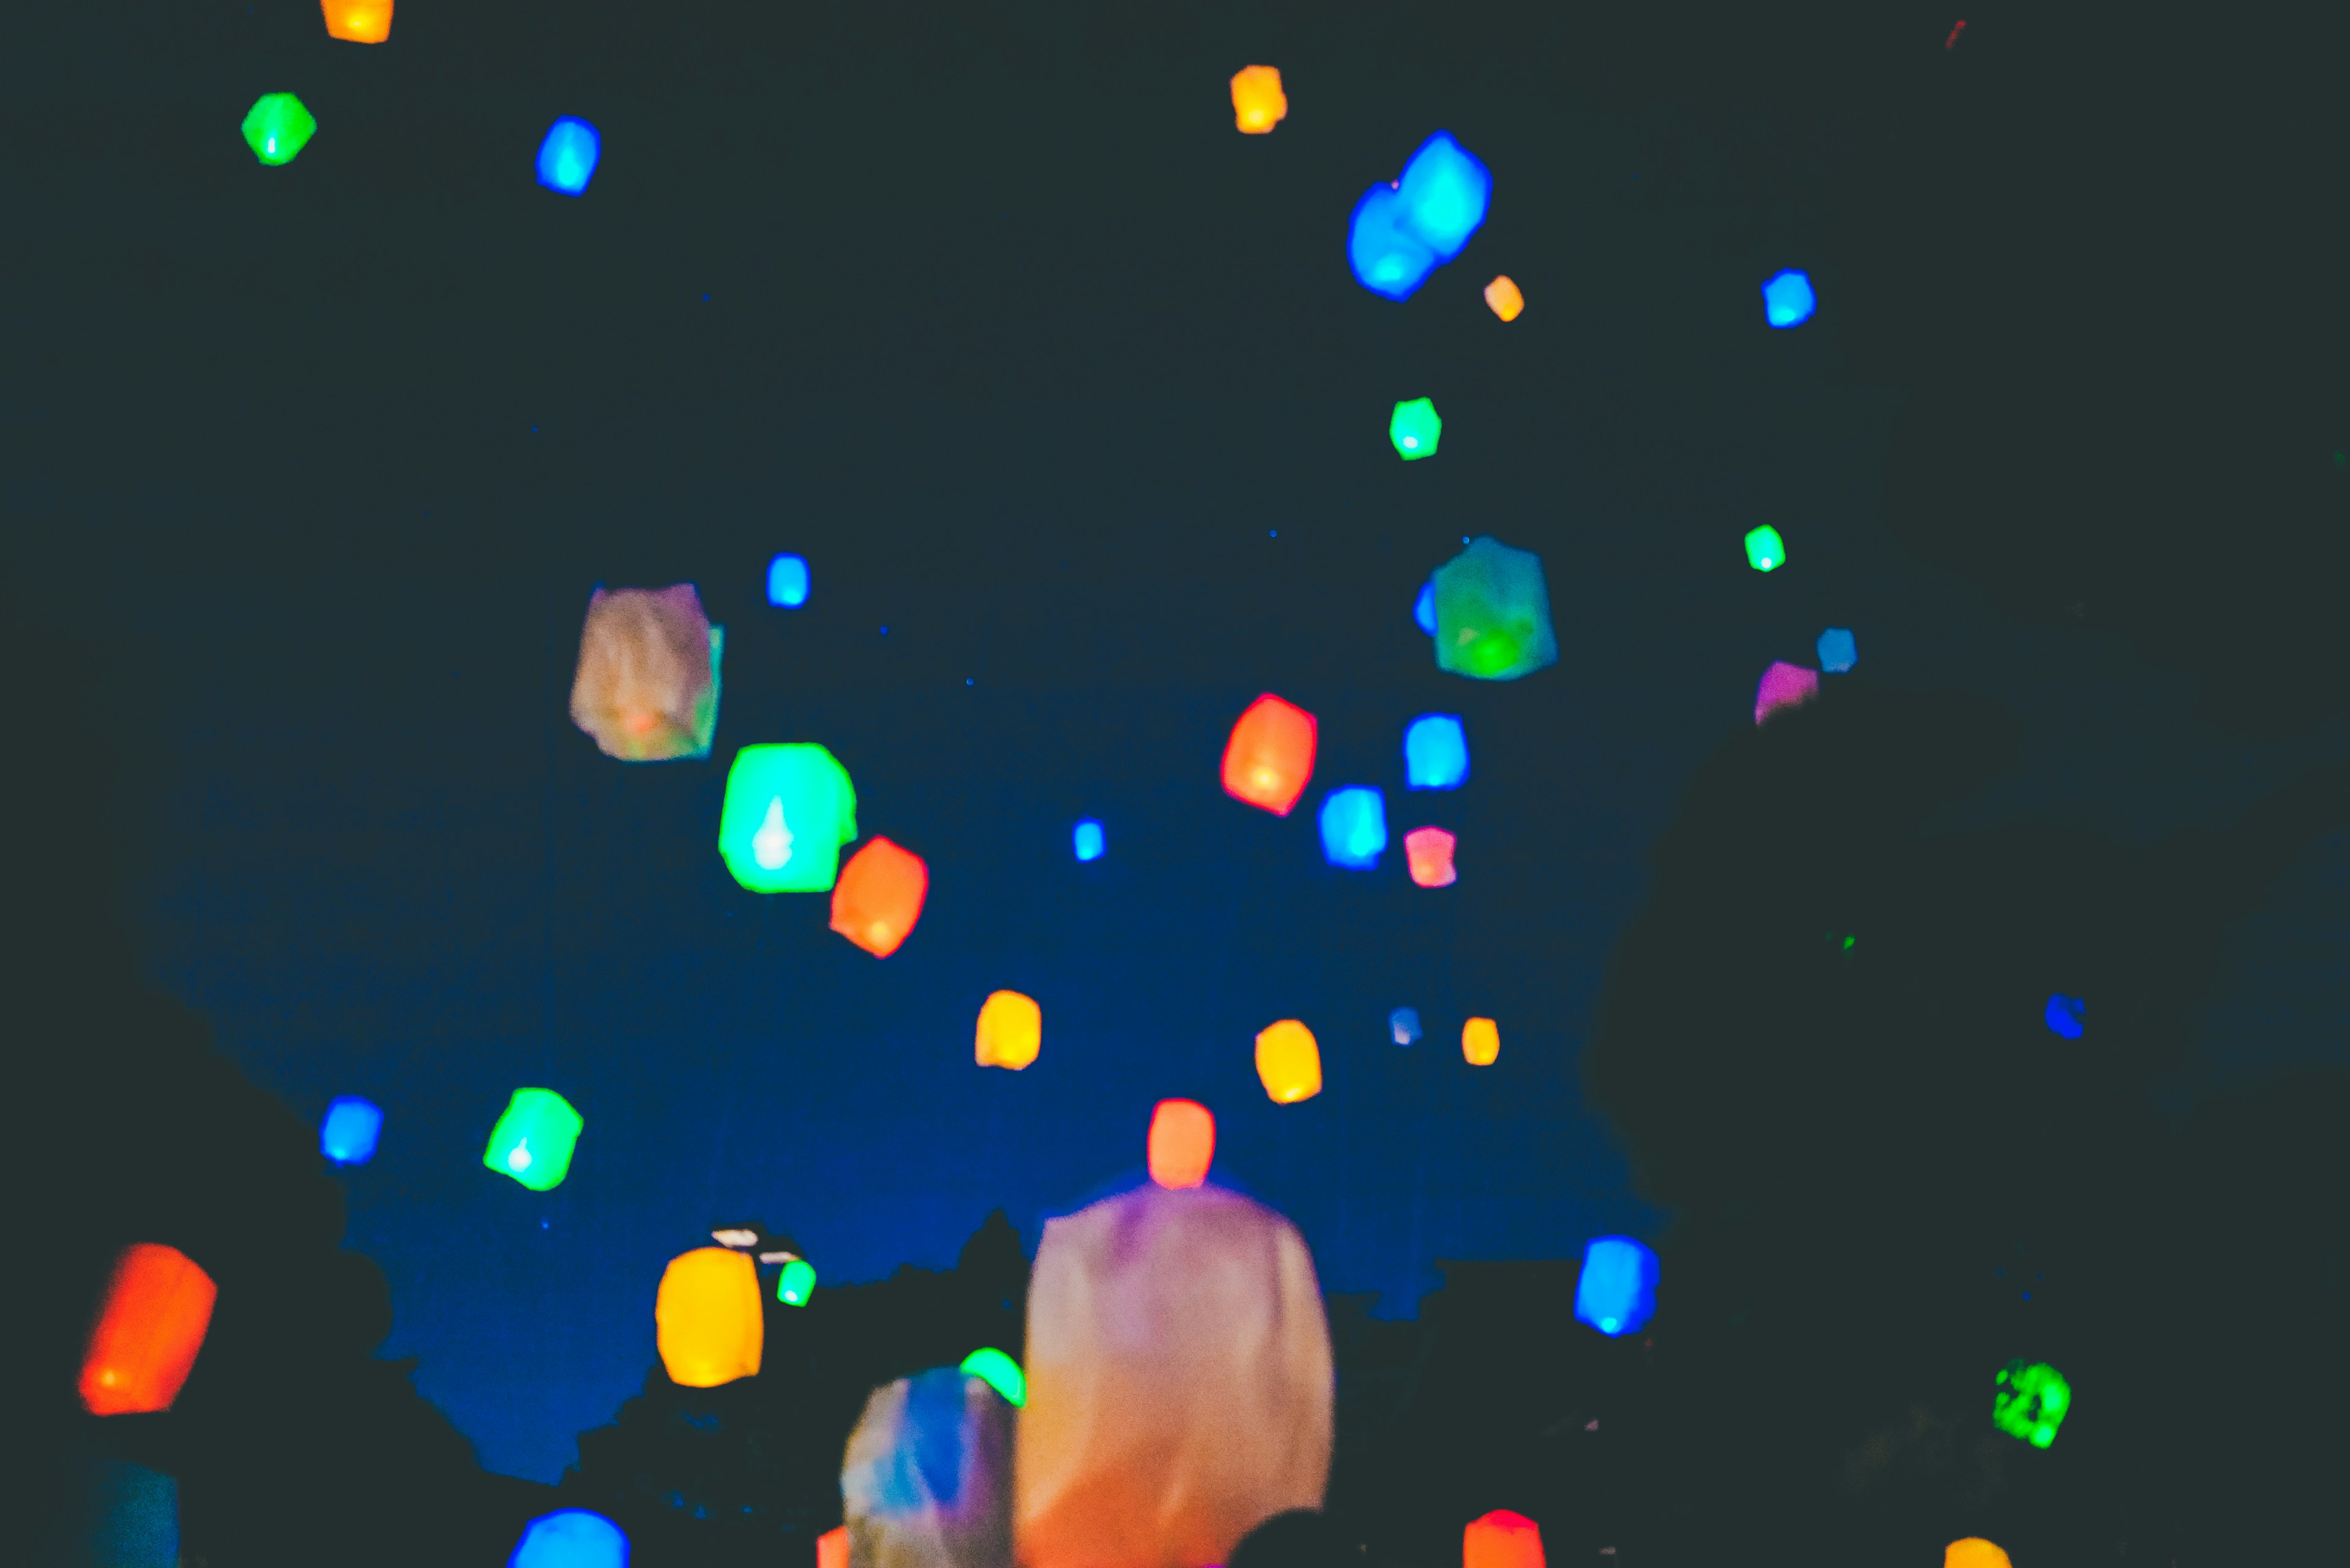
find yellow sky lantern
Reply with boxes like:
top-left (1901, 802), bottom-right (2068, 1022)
top-left (321, 0), bottom-right (392, 42)
top-left (1483, 275), bottom-right (1524, 321)
top-left (1254, 1020), bottom-right (1322, 1103)
top-left (1945, 1542), bottom-right (2012, 1568)
top-left (655, 1247), bottom-right (764, 1389)
top-left (1228, 66), bottom-right (1288, 134)
top-left (976, 990), bottom-right (1042, 1070)
top-left (1462, 1017), bottom-right (1500, 1066)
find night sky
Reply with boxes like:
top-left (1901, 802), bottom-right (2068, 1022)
top-left (9, 1), bottom-right (2344, 1484)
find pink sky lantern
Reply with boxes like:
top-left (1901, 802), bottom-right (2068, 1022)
top-left (1404, 827), bottom-right (1457, 887)
top-left (1753, 661), bottom-right (1820, 724)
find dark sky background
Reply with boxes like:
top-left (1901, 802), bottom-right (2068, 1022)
top-left (6, 1), bottom-right (2344, 1484)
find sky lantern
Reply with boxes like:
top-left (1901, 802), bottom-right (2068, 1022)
top-left (1403, 714), bottom-right (1469, 790)
top-left (507, 1509), bottom-right (629, 1568)
top-left (1461, 1017), bottom-right (1499, 1066)
top-left (961, 1346), bottom-right (1029, 1407)
top-left (1573, 1236), bottom-right (1658, 1337)
top-left (1228, 66), bottom-right (1287, 133)
top-left (976, 990), bottom-right (1043, 1070)
top-left (1389, 1007), bottom-right (1422, 1045)
top-left (1389, 397), bottom-right (1442, 460)
top-left (1483, 276), bottom-right (1524, 321)
top-left (1147, 1099), bottom-right (1216, 1189)
top-left (537, 116), bottom-right (602, 196)
top-left (816, 1527), bottom-right (848, 1568)
top-left (845, 1365), bottom-right (1018, 1568)
top-left (1463, 1510), bottom-right (1545, 1568)
top-left (1255, 1020), bottom-right (1322, 1104)
top-left (1318, 786), bottom-right (1387, 870)
top-left (1221, 694), bottom-right (1317, 815)
top-left (569, 584), bottom-right (722, 761)
top-left (1817, 626), bottom-right (1857, 672)
top-left (1348, 130), bottom-right (1492, 301)
top-left (655, 1247), bottom-right (764, 1388)
top-left (241, 94), bottom-right (316, 166)
top-left (483, 1088), bottom-right (584, 1192)
top-left (79, 1244), bottom-right (218, 1416)
top-left (1992, 1360), bottom-right (2071, 1448)
top-left (1412, 581), bottom-right (1437, 634)
top-left (1754, 661), bottom-right (1820, 724)
top-left (1017, 1184), bottom-right (1332, 1568)
top-left (718, 744), bottom-right (858, 892)
top-left (1743, 525), bottom-right (1786, 572)
top-left (319, 1096), bottom-right (384, 1165)
top-left (1432, 537), bottom-right (1557, 682)
top-left (1346, 185), bottom-right (1439, 302)
top-left (1072, 818), bottom-right (1105, 862)
top-left (766, 553), bottom-right (810, 607)
top-left (2044, 994), bottom-right (2086, 1039)
top-left (777, 1258), bottom-right (817, 1305)
top-left (321, 0), bottom-right (392, 42)
top-left (831, 837), bottom-right (929, 957)
top-left (1404, 826), bottom-right (1457, 888)
top-left (1945, 1541), bottom-right (2012, 1568)
top-left (1761, 267), bottom-right (1817, 328)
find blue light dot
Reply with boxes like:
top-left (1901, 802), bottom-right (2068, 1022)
top-left (1073, 819), bottom-right (1105, 863)
top-left (765, 553), bottom-right (810, 608)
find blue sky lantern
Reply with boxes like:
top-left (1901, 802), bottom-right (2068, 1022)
top-left (1761, 268), bottom-right (1816, 329)
top-left (2045, 994), bottom-right (2086, 1039)
top-left (1389, 1007), bottom-right (1422, 1046)
top-left (1573, 1236), bottom-right (1658, 1337)
top-left (1817, 627), bottom-right (1857, 673)
top-left (767, 553), bottom-right (810, 608)
top-left (1412, 581), bottom-right (1436, 635)
top-left (319, 1097), bottom-right (384, 1166)
top-left (1347, 185), bottom-right (1439, 301)
top-left (1072, 818), bottom-right (1105, 862)
top-left (536, 117), bottom-right (602, 196)
top-left (1403, 714), bottom-right (1469, 791)
top-left (508, 1509), bottom-right (629, 1568)
top-left (1394, 131), bottom-right (1491, 261)
top-left (1318, 786), bottom-right (1387, 870)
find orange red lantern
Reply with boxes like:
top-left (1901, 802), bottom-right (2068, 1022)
top-left (80, 1243), bottom-right (218, 1416)
top-left (1464, 1510), bottom-right (1544, 1568)
top-left (1255, 1020), bottom-right (1322, 1103)
top-left (1222, 695), bottom-right (1317, 816)
top-left (321, 0), bottom-right (393, 42)
top-left (831, 837), bottom-right (929, 957)
top-left (976, 990), bottom-right (1042, 1070)
top-left (1944, 1542), bottom-right (2011, 1568)
top-left (1229, 66), bottom-right (1288, 134)
top-left (655, 1247), bottom-right (764, 1389)
top-left (817, 1526), bottom-right (849, 1568)
top-left (1147, 1099), bottom-right (1216, 1189)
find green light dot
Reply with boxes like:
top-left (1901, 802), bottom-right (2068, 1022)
top-left (960, 1346), bottom-right (1028, 1407)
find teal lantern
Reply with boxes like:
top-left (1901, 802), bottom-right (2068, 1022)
top-left (1992, 1359), bottom-right (2071, 1449)
top-left (717, 744), bottom-right (858, 893)
top-left (483, 1089), bottom-right (583, 1192)
top-left (241, 94), bottom-right (317, 166)
top-left (1430, 536), bottom-right (1557, 682)
top-left (1389, 398), bottom-right (1442, 460)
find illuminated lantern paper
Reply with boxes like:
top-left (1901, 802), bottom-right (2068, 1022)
top-left (656, 1247), bottom-right (763, 1389)
top-left (976, 991), bottom-right (1042, 1071)
top-left (778, 1258), bottom-right (817, 1306)
top-left (1572, 1236), bottom-right (1658, 1337)
top-left (1389, 1007), bottom-right (1422, 1046)
top-left (537, 116), bottom-right (602, 196)
top-left (1432, 537), bottom-right (1557, 682)
top-left (767, 553), bottom-right (810, 608)
top-left (818, 1526), bottom-right (849, 1568)
top-left (1389, 398), bottom-right (1442, 460)
top-left (1255, 1020), bottom-right (1322, 1104)
top-left (508, 1509), bottom-right (629, 1568)
top-left (832, 837), bottom-right (929, 957)
top-left (719, 743), bottom-right (858, 892)
top-left (1072, 819), bottom-right (1105, 862)
top-left (1404, 714), bottom-right (1468, 790)
top-left (1461, 1017), bottom-right (1499, 1066)
top-left (1463, 1510), bottom-right (1544, 1568)
top-left (321, 0), bottom-right (392, 42)
top-left (1395, 132), bottom-right (1491, 258)
top-left (1761, 268), bottom-right (1816, 328)
top-left (80, 1244), bottom-right (218, 1416)
top-left (1412, 581), bottom-right (1437, 635)
top-left (2044, 994), bottom-right (2086, 1039)
top-left (1222, 694), bottom-right (1317, 815)
top-left (1318, 786), bottom-right (1387, 870)
top-left (1016, 1184), bottom-right (1333, 1568)
top-left (1147, 1099), bottom-right (1216, 1190)
top-left (1404, 827), bottom-right (1457, 889)
top-left (1743, 525), bottom-right (1785, 572)
top-left (1817, 627), bottom-right (1857, 673)
top-left (961, 1347), bottom-right (1028, 1408)
top-left (1483, 276), bottom-right (1524, 322)
top-left (1992, 1359), bottom-right (2071, 1448)
top-left (241, 94), bottom-right (316, 166)
top-left (569, 584), bottom-right (722, 762)
top-left (319, 1096), bottom-right (383, 1165)
top-left (1754, 662), bottom-right (1820, 724)
top-left (483, 1088), bottom-right (584, 1192)
top-left (1346, 186), bottom-right (1439, 302)
top-left (1229, 66), bottom-right (1287, 134)
top-left (845, 1365), bottom-right (1017, 1568)
top-left (1945, 1542), bottom-right (2012, 1568)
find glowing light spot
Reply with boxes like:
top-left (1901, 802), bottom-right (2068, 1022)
top-left (1755, 662), bottom-right (1821, 724)
top-left (507, 1143), bottom-right (532, 1172)
top-left (831, 837), bottom-right (928, 958)
top-left (1405, 827), bottom-right (1458, 887)
top-left (751, 798), bottom-right (794, 870)
top-left (1464, 1510), bottom-right (1545, 1568)
top-left (321, 1), bottom-right (393, 43)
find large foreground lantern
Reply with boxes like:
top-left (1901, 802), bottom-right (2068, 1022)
top-left (1463, 1510), bottom-right (1544, 1568)
top-left (718, 743), bottom-right (858, 892)
top-left (569, 584), bottom-right (722, 761)
top-left (1431, 537), bottom-right (1556, 682)
top-left (832, 837), bottom-right (929, 957)
top-left (483, 1088), bottom-right (584, 1192)
top-left (655, 1247), bottom-right (763, 1388)
top-left (1254, 1020), bottom-right (1322, 1104)
top-left (845, 1364), bottom-right (1018, 1568)
top-left (80, 1244), bottom-right (218, 1416)
top-left (1222, 695), bottom-right (1317, 815)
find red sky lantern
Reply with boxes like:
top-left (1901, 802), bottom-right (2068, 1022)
top-left (1147, 1099), bottom-right (1216, 1189)
top-left (1221, 695), bottom-right (1316, 815)
top-left (831, 837), bottom-right (929, 957)
top-left (80, 1243), bottom-right (218, 1416)
top-left (1464, 1510), bottom-right (1545, 1568)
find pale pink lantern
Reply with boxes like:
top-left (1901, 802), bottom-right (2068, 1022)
top-left (1753, 661), bottom-right (1820, 724)
top-left (1404, 827), bottom-right (1457, 887)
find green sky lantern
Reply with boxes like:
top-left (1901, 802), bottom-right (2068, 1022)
top-left (960, 1346), bottom-right (1027, 1408)
top-left (1992, 1359), bottom-right (2071, 1449)
top-left (777, 1258), bottom-right (817, 1306)
top-left (483, 1089), bottom-right (583, 1192)
top-left (1431, 536), bottom-right (1557, 682)
top-left (1389, 397), bottom-right (1442, 460)
top-left (718, 744), bottom-right (858, 893)
top-left (241, 94), bottom-right (317, 166)
top-left (1744, 525), bottom-right (1787, 572)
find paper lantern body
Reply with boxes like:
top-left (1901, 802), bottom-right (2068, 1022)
top-left (656, 1247), bottom-right (764, 1388)
top-left (976, 991), bottom-right (1042, 1070)
top-left (961, 1348), bottom-right (1028, 1408)
top-left (321, 0), bottom-right (392, 42)
top-left (2045, 994), bottom-right (2086, 1039)
top-left (718, 744), bottom-right (859, 892)
top-left (1461, 1017), bottom-right (1500, 1066)
top-left (847, 1367), bottom-right (1018, 1568)
top-left (537, 117), bottom-right (602, 195)
top-left (1761, 268), bottom-right (1816, 328)
top-left (1347, 185), bottom-right (1439, 301)
top-left (1229, 66), bottom-right (1288, 133)
top-left (508, 1509), bottom-right (629, 1568)
top-left (483, 1088), bottom-right (584, 1192)
top-left (1755, 662), bottom-right (1821, 724)
top-left (1992, 1360), bottom-right (2071, 1448)
top-left (319, 1096), bottom-right (384, 1165)
top-left (778, 1258), bottom-right (818, 1306)
top-left (1744, 525), bottom-right (1786, 572)
top-left (1389, 398), bottom-right (1442, 460)
top-left (80, 1244), bottom-right (218, 1416)
top-left (1412, 581), bottom-right (1437, 635)
top-left (832, 837), bottom-right (930, 957)
top-left (1463, 1510), bottom-right (1544, 1568)
top-left (1318, 787), bottom-right (1387, 870)
top-left (1404, 827), bottom-right (1458, 889)
top-left (1404, 714), bottom-right (1469, 790)
top-left (1945, 1541), bottom-right (2012, 1568)
top-left (1147, 1099), bottom-right (1216, 1190)
top-left (767, 553), bottom-right (811, 607)
top-left (569, 584), bottom-right (722, 761)
top-left (241, 94), bottom-right (316, 166)
top-left (818, 1526), bottom-right (850, 1568)
top-left (1255, 1020), bottom-right (1322, 1104)
top-left (1432, 537), bottom-right (1558, 682)
top-left (1016, 1184), bottom-right (1333, 1568)
top-left (1483, 276), bottom-right (1524, 322)
top-left (1573, 1236), bottom-right (1658, 1337)
top-left (1222, 695), bottom-right (1317, 816)
top-left (1072, 819), bottom-right (1105, 862)
top-left (1389, 1007), bottom-right (1422, 1046)
top-left (1395, 131), bottom-right (1491, 259)
top-left (1817, 627), bottom-right (1857, 673)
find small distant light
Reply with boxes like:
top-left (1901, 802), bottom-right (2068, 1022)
top-left (2044, 993), bottom-right (2086, 1039)
top-left (766, 553), bottom-right (810, 608)
top-left (319, 1097), bottom-right (384, 1165)
top-left (1744, 525), bottom-right (1787, 572)
top-left (1412, 581), bottom-right (1437, 635)
top-left (1072, 819), bottom-right (1106, 862)
top-left (535, 116), bottom-right (602, 197)
top-left (777, 1258), bottom-right (817, 1305)
top-left (1761, 269), bottom-right (1817, 329)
